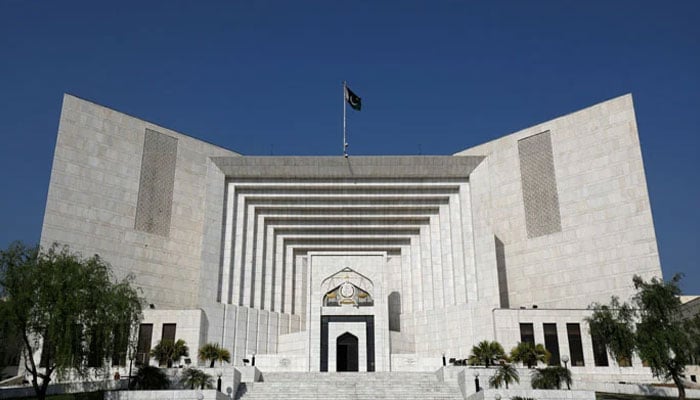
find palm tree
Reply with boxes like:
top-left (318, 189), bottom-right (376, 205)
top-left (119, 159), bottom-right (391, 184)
top-left (530, 366), bottom-right (572, 389)
top-left (509, 342), bottom-right (550, 369)
top-left (130, 365), bottom-right (170, 390)
top-left (489, 362), bottom-right (520, 389)
top-left (150, 339), bottom-right (189, 368)
top-left (468, 340), bottom-right (507, 367)
top-left (198, 342), bottom-right (231, 368)
top-left (180, 367), bottom-right (214, 389)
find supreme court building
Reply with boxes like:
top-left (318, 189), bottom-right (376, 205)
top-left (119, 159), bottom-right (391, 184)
top-left (38, 93), bottom-right (661, 379)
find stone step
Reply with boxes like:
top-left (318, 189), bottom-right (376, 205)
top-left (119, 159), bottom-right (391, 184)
top-left (245, 383), bottom-right (454, 389)
top-left (235, 372), bottom-right (462, 400)
top-left (237, 393), bottom-right (460, 400)
top-left (261, 371), bottom-right (441, 382)
top-left (252, 381), bottom-right (446, 386)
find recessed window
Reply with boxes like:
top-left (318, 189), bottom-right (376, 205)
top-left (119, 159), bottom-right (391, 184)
top-left (566, 323), bottom-right (585, 366)
top-left (112, 324), bottom-right (129, 367)
top-left (87, 327), bottom-right (105, 367)
top-left (162, 323), bottom-right (176, 342)
top-left (135, 324), bottom-right (153, 366)
top-left (543, 323), bottom-right (560, 366)
top-left (520, 323), bottom-right (535, 344)
top-left (159, 323), bottom-right (177, 366)
top-left (591, 331), bottom-right (609, 367)
top-left (617, 355), bottom-right (633, 367)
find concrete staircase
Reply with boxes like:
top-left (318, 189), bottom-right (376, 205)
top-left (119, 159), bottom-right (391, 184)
top-left (235, 371), bottom-right (463, 400)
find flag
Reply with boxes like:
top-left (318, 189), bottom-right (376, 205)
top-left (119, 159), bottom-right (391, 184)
top-left (345, 86), bottom-right (362, 111)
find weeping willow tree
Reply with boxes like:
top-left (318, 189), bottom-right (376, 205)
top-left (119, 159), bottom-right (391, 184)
top-left (0, 242), bottom-right (143, 400)
top-left (587, 275), bottom-right (698, 400)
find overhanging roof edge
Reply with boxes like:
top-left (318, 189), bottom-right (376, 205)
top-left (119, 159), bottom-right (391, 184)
top-left (210, 155), bottom-right (485, 179)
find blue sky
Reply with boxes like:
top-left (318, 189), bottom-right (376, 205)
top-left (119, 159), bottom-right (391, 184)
top-left (0, 1), bottom-right (698, 293)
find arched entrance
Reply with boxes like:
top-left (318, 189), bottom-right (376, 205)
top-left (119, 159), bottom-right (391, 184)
top-left (336, 332), bottom-right (359, 372)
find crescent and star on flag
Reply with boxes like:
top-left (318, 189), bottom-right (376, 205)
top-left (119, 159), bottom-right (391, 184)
top-left (342, 82), bottom-right (361, 158)
top-left (345, 86), bottom-right (362, 111)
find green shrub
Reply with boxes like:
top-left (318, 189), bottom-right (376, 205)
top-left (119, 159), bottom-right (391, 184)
top-left (180, 367), bottom-right (213, 389)
top-left (130, 365), bottom-right (169, 390)
top-left (530, 366), bottom-right (572, 390)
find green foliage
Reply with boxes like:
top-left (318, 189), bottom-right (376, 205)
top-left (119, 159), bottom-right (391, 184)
top-left (0, 299), bottom-right (23, 370)
top-left (150, 339), bottom-right (189, 368)
top-left (468, 340), bottom-right (506, 367)
top-left (488, 362), bottom-right (520, 389)
top-left (530, 366), bottom-right (572, 390)
top-left (0, 242), bottom-right (143, 400)
top-left (180, 367), bottom-right (213, 389)
top-left (587, 274), bottom-right (694, 400)
top-left (685, 314), bottom-right (700, 365)
top-left (586, 296), bottom-right (636, 365)
top-left (7, 391), bottom-right (107, 400)
top-left (130, 365), bottom-right (169, 390)
top-left (510, 342), bottom-right (550, 369)
top-left (198, 342), bottom-right (231, 368)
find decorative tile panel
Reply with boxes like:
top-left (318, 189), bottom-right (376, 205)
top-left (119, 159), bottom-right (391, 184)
top-left (134, 129), bottom-right (178, 236)
top-left (518, 131), bottom-right (562, 238)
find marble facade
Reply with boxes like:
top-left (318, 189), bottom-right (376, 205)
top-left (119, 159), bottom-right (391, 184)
top-left (39, 93), bottom-right (661, 380)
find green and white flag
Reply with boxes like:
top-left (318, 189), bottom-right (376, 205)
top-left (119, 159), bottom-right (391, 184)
top-left (344, 86), bottom-right (362, 111)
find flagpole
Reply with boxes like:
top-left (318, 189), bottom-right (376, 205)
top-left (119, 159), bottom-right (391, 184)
top-left (343, 81), bottom-right (348, 158)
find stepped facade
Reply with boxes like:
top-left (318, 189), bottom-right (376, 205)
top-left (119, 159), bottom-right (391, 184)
top-left (39, 94), bottom-right (661, 380)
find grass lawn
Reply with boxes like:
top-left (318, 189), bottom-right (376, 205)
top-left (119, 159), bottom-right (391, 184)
top-left (597, 392), bottom-right (699, 400)
top-left (3, 391), bottom-right (104, 400)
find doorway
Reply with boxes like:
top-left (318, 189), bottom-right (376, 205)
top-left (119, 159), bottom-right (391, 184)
top-left (320, 315), bottom-right (375, 372)
top-left (336, 332), bottom-right (359, 372)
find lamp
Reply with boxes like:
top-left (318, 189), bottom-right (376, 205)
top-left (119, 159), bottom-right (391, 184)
top-left (561, 355), bottom-right (569, 369)
top-left (561, 355), bottom-right (571, 390)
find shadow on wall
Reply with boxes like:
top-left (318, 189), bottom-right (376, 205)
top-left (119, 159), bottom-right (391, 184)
top-left (495, 236), bottom-right (509, 309)
top-left (388, 291), bottom-right (401, 332)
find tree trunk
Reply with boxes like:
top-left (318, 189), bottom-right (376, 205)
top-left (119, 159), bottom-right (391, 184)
top-left (37, 385), bottom-right (47, 400)
top-left (210, 360), bottom-right (215, 368)
top-left (30, 376), bottom-right (43, 400)
top-left (23, 333), bottom-right (50, 400)
top-left (38, 376), bottom-right (51, 400)
top-left (672, 374), bottom-right (686, 400)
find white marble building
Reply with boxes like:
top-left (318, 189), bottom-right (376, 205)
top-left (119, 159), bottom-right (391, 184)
top-left (39, 93), bottom-right (661, 379)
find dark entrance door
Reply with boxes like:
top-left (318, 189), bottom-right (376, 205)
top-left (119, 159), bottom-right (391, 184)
top-left (336, 332), bottom-right (359, 372)
top-left (320, 316), bottom-right (374, 372)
